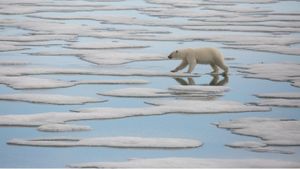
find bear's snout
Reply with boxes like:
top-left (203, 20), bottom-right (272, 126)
top-left (168, 54), bottom-right (172, 59)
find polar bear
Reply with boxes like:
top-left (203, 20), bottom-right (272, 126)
top-left (168, 47), bottom-right (228, 74)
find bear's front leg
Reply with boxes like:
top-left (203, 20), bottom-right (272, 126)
top-left (171, 60), bottom-right (188, 72)
top-left (185, 56), bottom-right (197, 73)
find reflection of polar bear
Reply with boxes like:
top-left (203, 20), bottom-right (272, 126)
top-left (168, 47), bottom-right (228, 74)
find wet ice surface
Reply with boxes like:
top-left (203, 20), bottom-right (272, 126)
top-left (0, 93), bottom-right (105, 105)
top-left (1, 0), bottom-right (300, 168)
top-left (37, 123), bottom-right (92, 132)
top-left (0, 76), bottom-right (149, 89)
top-left (216, 117), bottom-right (300, 154)
top-left (8, 136), bottom-right (202, 149)
top-left (252, 92), bottom-right (300, 107)
top-left (68, 157), bottom-right (300, 168)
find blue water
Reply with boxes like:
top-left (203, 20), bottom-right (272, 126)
top-left (1, 0), bottom-right (300, 167)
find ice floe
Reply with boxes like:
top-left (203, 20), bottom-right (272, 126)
top-left (0, 76), bottom-right (148, 89)
top-left (99, 86), bottom-right (229, 98)
top-left (236, 63), bottom-right (300, 88)
top-left (67, 157), bottom-right (300, 168)
top-left (0, 65), bottom-right (200, 77)
top-left (168, 85), bottom-right (229, 94)
top-left (0, 0), bottom-right (140, 15)
top-left (0, 61), bottom-right (28, 65)
top-left (99, 88), bottom-right (170, 97)
top-left (252, 92), bottom-right (300, 107)
top-left (181, 25), bottom-right (300, 33)
top-left (0, 42), bottom-right (29, 52)
top-left (0, 100), bottom-right (270, 128)
top-left (255, 92), bottom-right (300, 99)
top-left (0, 34), bottom-right (76, 42)
top-left (225, 45), bottom-right (300, 56)
top-left (145, 100), bottom-right (270, 113)
top-left (226, 141), bottom-right (294, 154)
top-left (29, 50), bottom-right (165, 65)
top-left (252, 98), bottom-right (300, 108)
top-left (66, 41), bottom-right (149, 50)
top-left (0, 93), bottom-right (105, 105)
top-left (216, 117), bottom-right (300, 147)
top-left (7, 136), bottom-right (202, 149)
top-left (37, 123), bottom-right (91, 132)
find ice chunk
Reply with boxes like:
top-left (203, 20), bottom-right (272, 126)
top-left (66, 41), bottom-right (149, 50)
top-left (226, 141), bottom-right (267, 148)
top-left (99, 88), bottom-right (171, 97)
top-left (168, 85), bottom-right (229, 93)
top-left (30, 50), bottom-right (165, 65)
top-left (237, 63), bottom-right (300, 88)
top-left (255, 92), bottom-right (300, 99)
top-left (216, 117), bottom-right (300, 146)
top-left (67, 157), bottom-right (300, 168)
top-left (0, 76), bottom-right (148, 89)
top-left (252, 98), bottom-right (300, 107)
top-left (145, 100), bottom-right (270, 113)
top-left (0, 100), bottom-right (270, 128)
top-left (0, 65), bottom-right (200, 77)
top-left (7, 136), bottom-right (202, 148)
top-left (0, 42), bottom-right (28, 52)
top-left (99, 86), bottom-right (229, 98)
top-left (0, 93), bottom-right (105, 105)
top-left (37, 123), bottom-right (91, 132)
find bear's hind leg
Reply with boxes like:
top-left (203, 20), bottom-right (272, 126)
top-left (217, 62), bottom-right (229, 75)
top-left (210, 64), bottom-right (219, 74)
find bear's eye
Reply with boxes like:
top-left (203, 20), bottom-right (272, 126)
top-left (176, 50), bottom-right (178, 53)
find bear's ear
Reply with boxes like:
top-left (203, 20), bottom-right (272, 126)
top-left (176, 50), bottom-right (178, 53)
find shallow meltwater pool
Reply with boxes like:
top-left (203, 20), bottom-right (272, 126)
top-left (0, 0), bottom-right (300, 168)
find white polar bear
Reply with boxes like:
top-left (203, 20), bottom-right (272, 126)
top-left (168, 47), bottom-right (228, 74)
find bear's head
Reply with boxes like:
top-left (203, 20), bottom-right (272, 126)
top-left (168, 50), bottom-right (182, 60)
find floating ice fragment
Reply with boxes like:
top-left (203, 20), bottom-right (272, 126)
top-left (99, 86), bottom-right (229, 98)
top-left (237, 63), bottom-right (300, 88)
top-left (99, 88), bottom-right (171, 97)
top-left (216, 117), bottom-right (300, 146)
top-left (0, 76), bottom-right (148, 89)
top-left (67, 157), bottom-right (300, 168)
top-left (0, 65), bottom-right (199, 77)
top-left (37, 123), bottom-right (91, 132)
top-left (0, 100), bottom-right (270, 128)
top-left (252, 98), bottom-right (300, 108)
top-left (168, 85), bottom-right (230, 93)
top-left (29, 50), bottom-right (165, 65)
top-left (8, 136), bottom-right (202, 148)
top-left (145, 100), bottom-right (270, 113)
top-left (0, 93), bottom-right (105, 105)
top-left (66, 41), bottom-right (149, 50)
top-left (255, 92), bottom-right (300, 99)
top-left (252, 92), bottom-right (300, 107)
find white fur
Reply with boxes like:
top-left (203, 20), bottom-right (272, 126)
top-left (168, 47), bottom-right (228, 74)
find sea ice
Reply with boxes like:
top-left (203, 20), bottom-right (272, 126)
top-left (67, 157), bottom-right (300, 168)
top-left (0, 76), bottom-right (148, 89)
top-left (8, 136), bottom-right (202, 148)
top-left (29, 50), bottom-right (165, 65)
top-left (99, 88), bottom-right (171, 97)
top-left (216, 117), bottom-right (300, 146)
top-left (252, 98), bottom-right (300, 107)
top-left (0, 100), bottom-right (270, 128)
top-left (99, 86), bottom-right (229, 97)
top-left (236, 63), bottom-right (300, 88)
top-left (37, 123), bottom-right (91, 132)
top-left (0, 93), bottom-right (105, 105)
top-left (255, 92), bottom-right (300, 99)
top-left (0, 65), bottom-right (199, 77)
